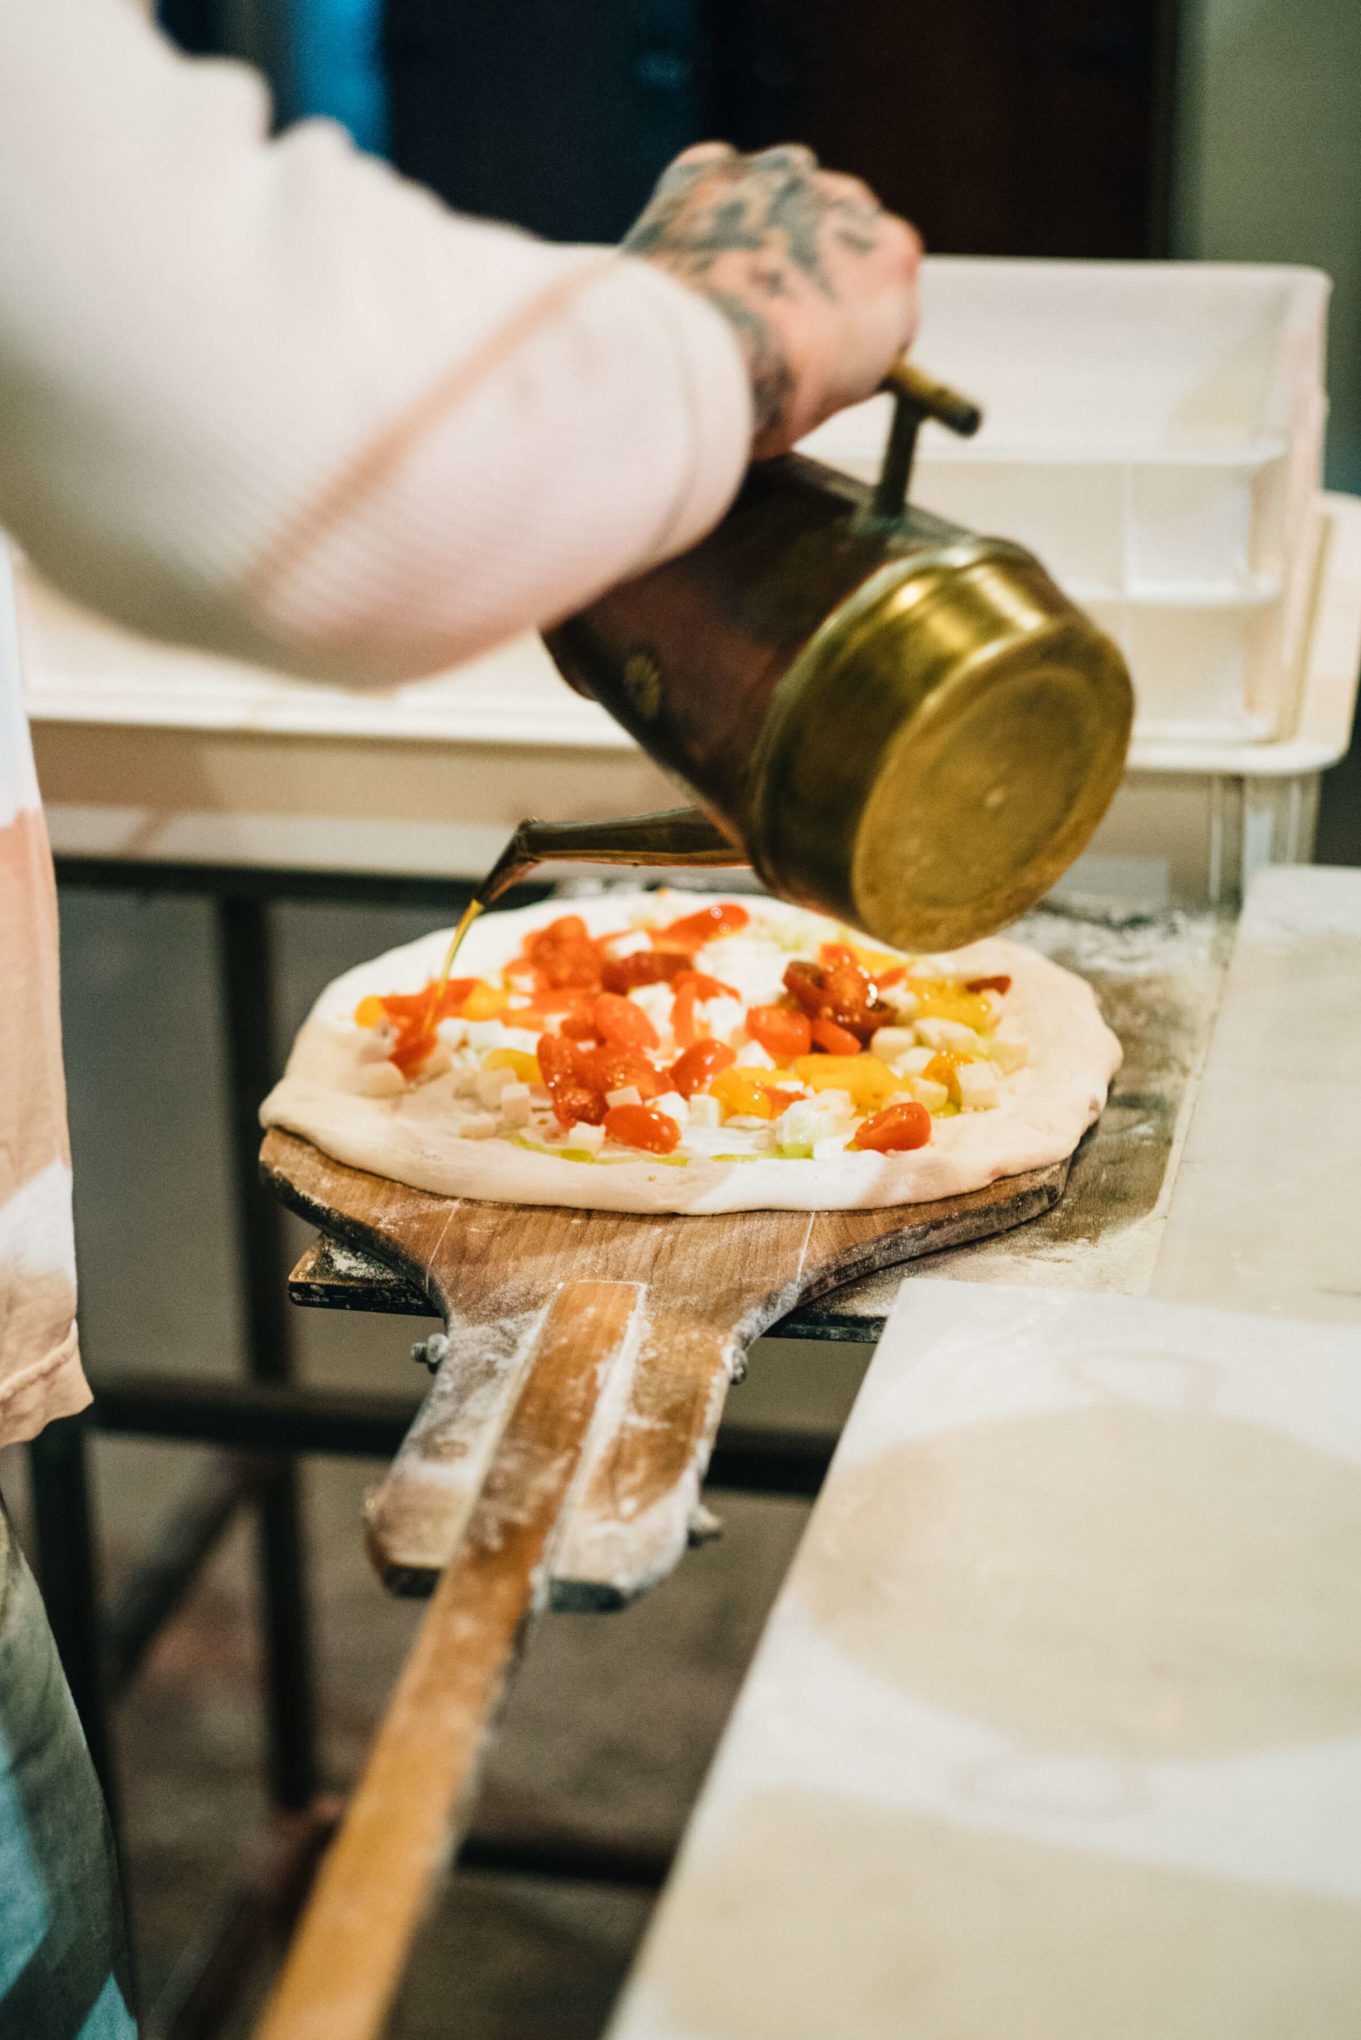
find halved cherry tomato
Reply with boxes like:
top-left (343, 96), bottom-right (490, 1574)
top-left (574, 1044), bottom-right (664, 1099)
top-left (745, 1004), bottom-right (812, 1060)
top-left (652, 900), bottom-right (749, 952)
top-left (783, 958), bottom-right (888, 1044)
top-left (593, 991), bottom-right (659, 1051)
top-left (557, 1086), bottom-right (607, 1127)
top-left (810, 1016), bottom-right (863, 1056)
top-left (601, 950), bottom-right (691, 994)
top-left (604, 1103), bottom-right (681, 1154)
top-left (851, 1101), bottom-right (932, 1152)
top-left (381, 979), bottom-right (476, 1024)
top-left (559, 1013), bottom-right (600, 1042)
top-left (669, 1039), bottom-right (737, 1097)
top-left (966, 974), bottom-right (1012, 995)
top-left (525, 916), bottom-right (606, 990)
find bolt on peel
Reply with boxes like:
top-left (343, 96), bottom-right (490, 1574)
top-left (261, 891), bottom-right (1122, 1214)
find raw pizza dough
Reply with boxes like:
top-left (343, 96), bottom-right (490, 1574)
top-left (261, 889), bottom-right (1121, 1214)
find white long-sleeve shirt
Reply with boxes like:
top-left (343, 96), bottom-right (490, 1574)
top-left (0, 0), bottom-right (753, 1444)
top-left (0, 0), bottom-right (753, 686)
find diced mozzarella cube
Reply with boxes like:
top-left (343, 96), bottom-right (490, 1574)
top-left (477, 1064), bottom-right (516, 1108)
top-left (463, 1020), bottom-right (505, 1050)
top-left (701, 996), bottom-right (745, 1042)
top-left (350, 1060), bottom-right (405, 1098)
top-left (499, 1082), bottom-right (532, 1128)
top-left (906, 1074), bottom-right (950, 1112)
top-left (887, 988), bottom-right (919, 1021)
top-left (688, 1093), bottom-right (721, 1129)
top-left (813, 1133), bottom-right (852, 1163)
top-left (736, 1040), bottom-right (774, 1068)
top-left (414, 1043), bottom-right (453, 1078)
top-left (653, 1090), bottom-right (689, 1125)
top-left (609, 930), bottom-right (652, 958)
top-left (457, 1111), bottom-right (498, 1139)
top-left (898, 1045), bottom-right (935, 1074)
top-left (630, 982), bottom-right (675, 1035)
top-left (568, 1121), bottom-right (605, 1153)
top-left (915, 1017), bottom-right (980, 1053)
top-left (435, 1017), bottom-right (468, 1049)
top-left (987, 1030), bottom-right (1029, 1074)
top-left (606, 1085), bottom-right (642, 1108)
top-left (724, 1113), bottom-right (769, 1131)
top-left (869, 1026), bottom-right (917, 1064)
top-left (956, 1061), bottom-right (1000, 1111)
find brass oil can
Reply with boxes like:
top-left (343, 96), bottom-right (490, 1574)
top-left (474, 364), bottom-right (1133, 954)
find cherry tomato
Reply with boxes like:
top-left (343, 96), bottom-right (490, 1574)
top-left (556, 1086), bottom-right (607, 1128)
top-left (603, 1103), bottom-right (681, 1154)
top-left (390, 1024), bottom-right (437, 1075)
top-left (851, 1102), bottom-right (933, 1152)
top-left (601, 950), bottom-right (691, 994)
top-left (525, 915), bottom-right (606, 990)
top-left (574, 1045), bottom-right (664, 1099)
top-left (559, 1013), bottom-right (600, 1042)
top-left (782, 959), bottom-right (887, 1044)
top-left (745, 1004), bottom-right (812, 1061)
top-left (809, 1016), bottom-right (863, 1057)
top-left (652, 900), bottom-right (749, 952)
top-left (669, 1039), bottom-right (737, 1097)
top-left (381, 978), bottom-right (476, 1024)
top-left (965, 974), bottom-right (1012, 995)
top-left (593, 991), bottom-right (660, 1051)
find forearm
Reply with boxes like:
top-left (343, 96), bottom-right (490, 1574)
top-left (0, 0), bottom-right (751, 684)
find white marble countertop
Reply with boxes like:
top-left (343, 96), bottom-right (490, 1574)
top-left (610, 863), bottom-right (1361, 2040)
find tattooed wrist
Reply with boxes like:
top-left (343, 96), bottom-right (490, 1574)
top-left (701, 291), bottom-right (795, 444)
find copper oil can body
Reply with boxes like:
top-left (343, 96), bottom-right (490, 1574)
top-left (545, 452), bottom-right (1133, 952)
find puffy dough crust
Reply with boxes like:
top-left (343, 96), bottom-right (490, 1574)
top-left (260, 892), bottom-right (1122, 1214)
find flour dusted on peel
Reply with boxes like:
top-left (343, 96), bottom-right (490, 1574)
top-left (260, 890), bottom-right (1122, 1215)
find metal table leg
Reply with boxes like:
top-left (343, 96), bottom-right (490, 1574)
top-left (215, 896), bottom-right (318, 1811)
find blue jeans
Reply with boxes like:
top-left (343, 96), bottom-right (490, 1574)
top-left (0, 1503), bottom-right (136, 2038)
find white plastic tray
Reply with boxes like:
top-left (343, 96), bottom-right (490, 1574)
top-left (802, 257), bottom-right (1331, 743)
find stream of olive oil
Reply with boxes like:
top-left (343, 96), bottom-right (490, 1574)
top-left (431, 896), bottom-right (484, 1010)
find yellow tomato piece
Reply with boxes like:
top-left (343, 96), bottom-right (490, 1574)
top-left (460, 981), bottom-right (510, 1021)
top-left (793, 1055), bottom-right (898, 1110)
top-left (709, 1066), bottom-right (792, 1121)
top-left (924, 1049), bottom-right (971, 1101)
top-left (850, 942), bottom-right (908, 979)
top-left (353, 994), bottom-right (385, 1028)
top-left (482, 1047), bottom-right (541, 1084)
top-left (909, 981), bottom-right (993, 1031)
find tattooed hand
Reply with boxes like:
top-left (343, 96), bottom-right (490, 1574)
top-left (624, 142), bottom-right (921, 458)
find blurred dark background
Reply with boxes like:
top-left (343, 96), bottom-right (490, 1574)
top-left (160, 0), bottom-right (1181, 254)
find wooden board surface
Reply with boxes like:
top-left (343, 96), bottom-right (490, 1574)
top-left (261, 1128), bottom-right (1067, 1603)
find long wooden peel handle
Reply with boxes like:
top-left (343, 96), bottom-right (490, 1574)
top-left (252, 1281), bottom-right (641, 2040)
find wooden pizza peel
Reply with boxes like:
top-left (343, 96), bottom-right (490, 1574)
top-left (253, 1128), bottom-right (1067, 2040)
top-left (261, 1126), bottom-right (1068, 1604)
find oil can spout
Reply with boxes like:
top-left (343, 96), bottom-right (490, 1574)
top-left (476, 808), bottom-right (746, 909)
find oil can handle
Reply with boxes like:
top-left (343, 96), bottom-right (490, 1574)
top-left (871, 361), bottom-right (983, 523)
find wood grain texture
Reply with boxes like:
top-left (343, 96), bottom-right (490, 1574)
top-left (262, 1129), bottom-right (1067, 1602)
top-left (253, 1279), bottom-right (640, 2040)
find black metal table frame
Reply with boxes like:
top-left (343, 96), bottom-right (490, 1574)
top-left (28, 855), bottom-right (872, 2040)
